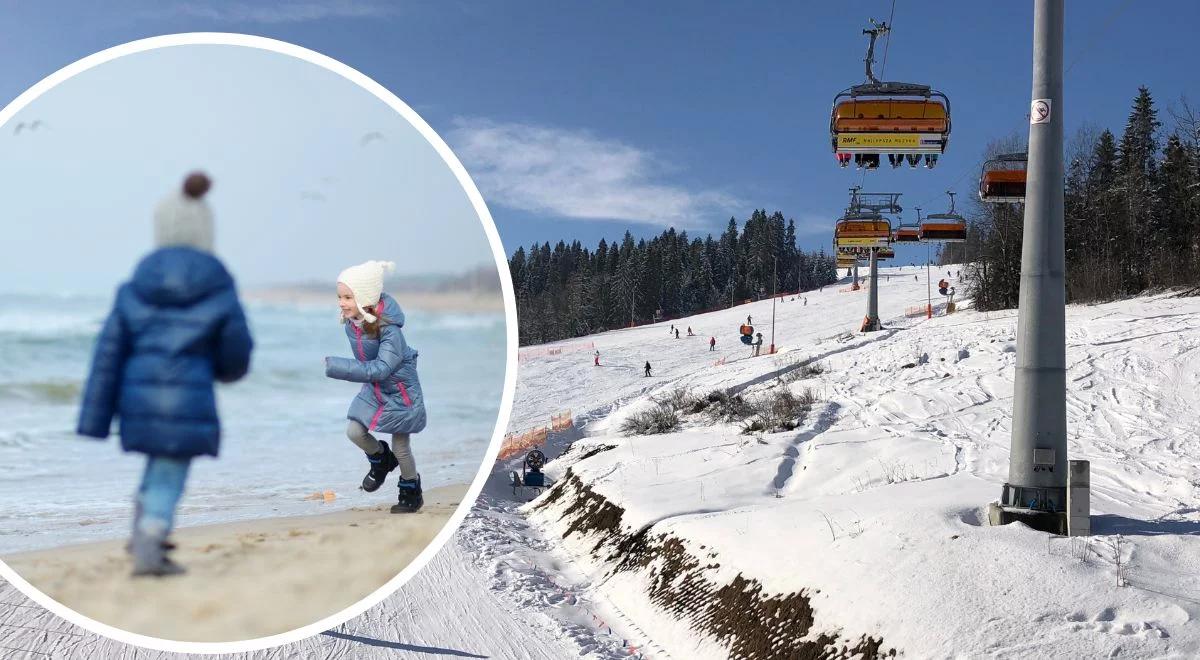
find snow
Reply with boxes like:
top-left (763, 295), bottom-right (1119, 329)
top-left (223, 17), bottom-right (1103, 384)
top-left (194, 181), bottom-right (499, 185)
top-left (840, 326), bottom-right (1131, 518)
top-left (4, 263), bottom-right (1199, 658)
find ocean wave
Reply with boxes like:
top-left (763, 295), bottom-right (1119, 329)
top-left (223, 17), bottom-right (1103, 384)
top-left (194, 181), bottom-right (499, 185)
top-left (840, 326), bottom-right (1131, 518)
top-left (0, 311), bottom-right (103, 338)
top-left (0, 381), bottom-right (82, 405)
top-left (419, 313), bottom-right (505, 332)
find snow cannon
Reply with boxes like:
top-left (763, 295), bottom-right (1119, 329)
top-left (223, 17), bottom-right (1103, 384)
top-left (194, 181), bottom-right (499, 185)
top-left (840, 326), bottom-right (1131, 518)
top-left (510, 449), bottom-right (552, 500)
top-left (739, 324), bottom-right (754, 345)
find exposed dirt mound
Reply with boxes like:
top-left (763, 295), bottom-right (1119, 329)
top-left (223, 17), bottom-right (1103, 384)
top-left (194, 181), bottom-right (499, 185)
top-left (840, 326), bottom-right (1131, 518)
top-left (538, 474), bottom-right (896, 659)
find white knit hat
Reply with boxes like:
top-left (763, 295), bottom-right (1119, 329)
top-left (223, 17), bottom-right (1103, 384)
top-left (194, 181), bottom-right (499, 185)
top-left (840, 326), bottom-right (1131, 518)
top-left (154, 172), bottom-right (214, 253)
top-left (337, 260), bottom-right (396, 322)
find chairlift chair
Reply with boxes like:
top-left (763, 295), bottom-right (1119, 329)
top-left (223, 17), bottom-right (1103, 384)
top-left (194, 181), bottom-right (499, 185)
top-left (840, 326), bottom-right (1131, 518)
top-left (919, 192), bottom-right (967, 242)
top-left (831, 21), bottom-right (951, 170)
top-left (979, 153), bottom-right (1027, 203)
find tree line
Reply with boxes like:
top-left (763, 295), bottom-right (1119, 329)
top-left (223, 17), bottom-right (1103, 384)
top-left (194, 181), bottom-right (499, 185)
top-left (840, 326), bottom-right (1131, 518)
top-left (509, 210), bottom-right (839, 345)
top-left (942, 87), bottom-right (1200, 309)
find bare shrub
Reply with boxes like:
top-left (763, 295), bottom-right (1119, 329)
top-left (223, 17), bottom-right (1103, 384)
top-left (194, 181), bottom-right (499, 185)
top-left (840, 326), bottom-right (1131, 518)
top-left (799, 362), bottom-right (825, 378)
top-left (703, 389), bottom-right (754, 423)
top-left (741, 387), bottom-right (820, 434)
top-left (620, 405), bottom-right (681, 436)
top-left (654, 386), bottom-right (693, 413)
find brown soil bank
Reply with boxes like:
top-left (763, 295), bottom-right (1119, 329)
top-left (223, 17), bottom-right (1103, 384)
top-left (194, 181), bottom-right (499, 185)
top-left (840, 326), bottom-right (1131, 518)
top-left (537, 470), bottom-right (896, 660)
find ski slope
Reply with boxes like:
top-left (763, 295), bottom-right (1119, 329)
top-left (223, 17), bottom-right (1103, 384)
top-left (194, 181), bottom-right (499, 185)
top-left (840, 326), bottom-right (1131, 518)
top-left (4, 264), bottom-right (1198, 658)
top-left (520, 265), bottom-right (1200, 659)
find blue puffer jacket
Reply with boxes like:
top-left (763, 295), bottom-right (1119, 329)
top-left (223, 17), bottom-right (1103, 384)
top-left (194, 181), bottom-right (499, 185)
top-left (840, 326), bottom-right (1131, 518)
top-left (77, 247), bottom-right (254, 458)
top-left (325, 293), bottom-right (427, 435)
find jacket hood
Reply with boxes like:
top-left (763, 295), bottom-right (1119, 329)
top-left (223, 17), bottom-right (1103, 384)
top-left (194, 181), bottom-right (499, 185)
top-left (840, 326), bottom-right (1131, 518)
top-left (376, 292), bottom-right (405, 328)
top-left (130, 247), bottom-right (234, 306)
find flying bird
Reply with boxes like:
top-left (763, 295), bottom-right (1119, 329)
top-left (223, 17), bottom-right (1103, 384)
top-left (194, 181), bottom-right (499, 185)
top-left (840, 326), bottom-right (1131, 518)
top-left (300, 190), bottom-right (326, 202)
top-left (359, 131), bottom-right (386, 147)
top-left (13, 120), bottom-right (46, 135)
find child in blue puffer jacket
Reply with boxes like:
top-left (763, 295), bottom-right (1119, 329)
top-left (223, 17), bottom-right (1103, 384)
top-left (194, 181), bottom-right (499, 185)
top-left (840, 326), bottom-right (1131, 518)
top-left (325, 260), bottom-right (427, 513)
top-left (77, 173), bottom-right (254, 577)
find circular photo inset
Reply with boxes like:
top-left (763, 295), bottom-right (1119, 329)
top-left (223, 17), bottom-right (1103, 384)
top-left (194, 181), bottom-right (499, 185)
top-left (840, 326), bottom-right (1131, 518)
top-left (0, 35), bottom-right (515, 648)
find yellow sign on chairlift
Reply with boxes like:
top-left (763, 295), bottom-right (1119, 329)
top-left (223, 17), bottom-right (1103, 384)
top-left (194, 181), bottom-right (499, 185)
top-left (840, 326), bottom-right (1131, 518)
top-left (837, 237), bottom-right (891, 248)
top-left (835, 133), bottom-right (943, 153)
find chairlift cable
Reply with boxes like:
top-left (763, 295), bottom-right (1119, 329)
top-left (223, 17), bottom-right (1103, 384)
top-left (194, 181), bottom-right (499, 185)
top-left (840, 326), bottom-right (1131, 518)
top-left (879, 0), bottom-right (897, 80)
top-left (1064, 0), bottom-right (1134, 75)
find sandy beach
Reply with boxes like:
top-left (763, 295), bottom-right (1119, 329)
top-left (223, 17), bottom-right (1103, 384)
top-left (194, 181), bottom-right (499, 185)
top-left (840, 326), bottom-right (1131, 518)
top-left (2, 483), bottom-right (467, 643)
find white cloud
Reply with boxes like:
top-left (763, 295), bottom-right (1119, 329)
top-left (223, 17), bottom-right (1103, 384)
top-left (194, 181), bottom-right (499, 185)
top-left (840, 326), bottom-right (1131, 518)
top-left (152, 1), bottom-right (398, 24)
top-left (793, 213), bottom-right (837, 237)
top-left (447, 118), bottom-right (742, 228)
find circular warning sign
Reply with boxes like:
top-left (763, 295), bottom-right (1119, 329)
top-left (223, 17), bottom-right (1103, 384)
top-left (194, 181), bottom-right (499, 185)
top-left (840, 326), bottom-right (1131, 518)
top-left (1031, 98), bottom-right (1052, 124)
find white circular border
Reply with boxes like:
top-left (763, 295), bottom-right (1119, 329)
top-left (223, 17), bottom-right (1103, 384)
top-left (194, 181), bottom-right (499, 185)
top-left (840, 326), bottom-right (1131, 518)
top-left (0, 32), bottom-right (518, 654)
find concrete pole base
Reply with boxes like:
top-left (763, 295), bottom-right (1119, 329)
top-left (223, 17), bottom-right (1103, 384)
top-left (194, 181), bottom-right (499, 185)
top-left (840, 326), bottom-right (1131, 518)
top-left (860, 316), bottom-right (882, 332)
top-left (988, 502), bottom-right (1067, 535)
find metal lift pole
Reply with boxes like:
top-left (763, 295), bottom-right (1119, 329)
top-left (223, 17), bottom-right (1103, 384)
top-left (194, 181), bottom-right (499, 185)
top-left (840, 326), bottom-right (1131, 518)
top-left (991, 0), bottom-right (1069, 534)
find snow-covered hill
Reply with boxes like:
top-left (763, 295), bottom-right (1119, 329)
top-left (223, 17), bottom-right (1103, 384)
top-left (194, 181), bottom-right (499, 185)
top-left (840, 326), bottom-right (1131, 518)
top-left (4, 264), bottom-right (1198, 659)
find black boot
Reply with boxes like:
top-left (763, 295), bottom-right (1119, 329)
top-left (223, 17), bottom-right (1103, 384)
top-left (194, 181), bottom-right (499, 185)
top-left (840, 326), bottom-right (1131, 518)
top-left (362, 441), bottom-right (400, 493)
top-left (391, 474), bottom-right (423, 513)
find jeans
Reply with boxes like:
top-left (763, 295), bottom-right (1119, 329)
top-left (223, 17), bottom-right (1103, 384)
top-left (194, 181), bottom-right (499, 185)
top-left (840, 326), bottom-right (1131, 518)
top-left (135, 455), bottom-right (191, 538)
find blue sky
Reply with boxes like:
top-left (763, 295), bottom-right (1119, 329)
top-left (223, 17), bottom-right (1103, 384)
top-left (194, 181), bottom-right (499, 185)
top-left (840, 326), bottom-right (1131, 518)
top-left (2, 1), bottom-right (1197, 272)
top-left (1, 43), bottom-right (495, 293)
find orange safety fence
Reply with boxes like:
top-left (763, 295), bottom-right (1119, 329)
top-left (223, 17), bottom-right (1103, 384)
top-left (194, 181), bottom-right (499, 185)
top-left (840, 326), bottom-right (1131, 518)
top-left (519, 341), bottom-right (595, 363)
top-left (498, 409), bottom-right (573, 460)
top-left (498, 426), bottom-right (548, 460)
top-left (550, 410), bottom-right (574, 432)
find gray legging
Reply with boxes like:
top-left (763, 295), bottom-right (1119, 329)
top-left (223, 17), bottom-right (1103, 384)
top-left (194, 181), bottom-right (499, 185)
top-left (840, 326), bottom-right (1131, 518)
top-left (347, 420), bottom-right (417, 480)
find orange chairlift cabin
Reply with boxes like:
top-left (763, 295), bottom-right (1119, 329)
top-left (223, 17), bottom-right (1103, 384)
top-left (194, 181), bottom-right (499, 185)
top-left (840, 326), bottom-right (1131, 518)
top-left (831, 20), bottom-right (951, 171)
top-left (834, 215), bottom-right (892, 250)
top-left (834, 188), bottom-right (900, 250)
top-left (979, 152), bottom-right (1027, 203)
top-left (919, 191), bottom-right (967, 243)
top-left (876, 246), bottom-right (896, 260)
top-left (892, 209), bottom-right (921, 243)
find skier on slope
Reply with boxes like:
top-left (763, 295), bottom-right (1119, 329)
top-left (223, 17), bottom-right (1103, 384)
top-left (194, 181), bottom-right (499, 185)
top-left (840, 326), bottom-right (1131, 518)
top-left (644, 361), bottom-right (652, 377)
top-left (709, 336), bottom-right (716, 351)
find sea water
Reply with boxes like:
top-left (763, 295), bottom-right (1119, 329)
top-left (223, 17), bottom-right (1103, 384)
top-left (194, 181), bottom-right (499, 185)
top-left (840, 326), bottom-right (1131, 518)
top-left (0, 293), bottom-right (506, 553)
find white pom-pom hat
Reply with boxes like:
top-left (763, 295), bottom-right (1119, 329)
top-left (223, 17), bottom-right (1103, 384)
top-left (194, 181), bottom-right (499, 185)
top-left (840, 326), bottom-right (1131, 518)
top-left (154, 172), bottom-right (214, 253)
top-left (337, 260), bottom-right (396, 322)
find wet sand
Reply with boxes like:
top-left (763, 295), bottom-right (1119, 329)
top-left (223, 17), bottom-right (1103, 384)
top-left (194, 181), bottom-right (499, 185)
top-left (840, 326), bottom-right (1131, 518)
top-left (2, 483), bottom-right (466, 643)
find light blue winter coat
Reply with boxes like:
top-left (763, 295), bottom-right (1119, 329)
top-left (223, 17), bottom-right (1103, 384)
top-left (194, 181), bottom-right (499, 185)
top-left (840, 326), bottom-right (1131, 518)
top-left (324, 293), bottom-right (427, 435)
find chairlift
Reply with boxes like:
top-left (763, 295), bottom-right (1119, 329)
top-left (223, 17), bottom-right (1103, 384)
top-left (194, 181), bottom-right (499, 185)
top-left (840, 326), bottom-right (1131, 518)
top-left (892, 213), bottom-right (921, 242)
top-left (919, 192), bottom-right (967, 242)
top-left (876, 246), bottom-right (896, 260)
top-left (979, 153), bottom-right (1027, 203)
top-left (831, 20), bottom-right (951, 170)
top-left (835, 215), bottom-right (892, 249)
top-left (510, 449), bottom-right (553, 500)
top-left (835, 187), bottom-right (898, 249)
